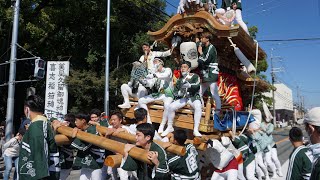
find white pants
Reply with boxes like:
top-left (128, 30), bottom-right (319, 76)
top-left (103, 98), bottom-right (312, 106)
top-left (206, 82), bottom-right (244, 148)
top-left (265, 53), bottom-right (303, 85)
top-left (238, 163), bottom-right (246, 180)
top-left (255, 152), bottom-right (269, 179)
top-left (201, 82), bottom-right (221, 111)
top-left (120, 83), bottom-right (148, 104)
top-left (80, 168), bottom-right (102, 180)
top-left (245, 160), bottom-right (258, 180)
top-left (215, 8), bottom-right (249, 35)
top-left (60, 168), bottom-right (72, 180)
top-left (138, 94), bottom-right (173, 124)
top-left (235, 9), bottom-right (249, 35)
top-left (215, 8), bottom-right (225, 14)
top-left (167, 98), bottom-right (202, 132)
top-left (118, 168), bottom-right (137, 180)
top-left (264, 147), bottom-right (277, 176)
top-left (211, 169), bottom-right (238, 180)
top-left (271, 147), bottom-right (282, 172)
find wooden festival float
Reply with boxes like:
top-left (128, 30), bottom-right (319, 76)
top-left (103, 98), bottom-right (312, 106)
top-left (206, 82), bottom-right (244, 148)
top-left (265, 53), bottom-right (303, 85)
top-left (54, 3), bottom-right (271, 177)
top-left (123, 6), bottom-right (270, 136)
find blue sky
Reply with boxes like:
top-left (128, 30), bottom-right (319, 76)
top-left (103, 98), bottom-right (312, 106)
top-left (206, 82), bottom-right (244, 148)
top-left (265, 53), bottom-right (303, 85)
top-left (165, 0), bottom-right (320, 109)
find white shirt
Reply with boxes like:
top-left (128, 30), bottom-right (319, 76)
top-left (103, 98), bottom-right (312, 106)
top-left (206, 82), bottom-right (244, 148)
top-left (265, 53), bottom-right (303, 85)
top-left (139, 50), bottom-right (171, 74)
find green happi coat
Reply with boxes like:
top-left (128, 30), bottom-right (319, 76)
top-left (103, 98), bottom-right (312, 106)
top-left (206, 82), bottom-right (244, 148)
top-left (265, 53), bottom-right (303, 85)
top-left (150, 67), bottom-right (174, 98)
top-left (232, 134), bottom-right (255, 167)
top-left (174, 73), bottom-right (201, 102)
top-left (198, 43), bottom-right (219, 83)
top-left (221, 0), bottom-right (242, 10)
top-left (168, 143), bottom-right (200, 180)
top-left (286, 145), bottom-right (313, 180)
top-left (71, 125), bottom-right (105, 169)
top-left (60, 145), bottom-right (74, 169)
top-left (19, 118), bottom-right (60, 180)
top-left (121, 142), bottom-right (170, 180)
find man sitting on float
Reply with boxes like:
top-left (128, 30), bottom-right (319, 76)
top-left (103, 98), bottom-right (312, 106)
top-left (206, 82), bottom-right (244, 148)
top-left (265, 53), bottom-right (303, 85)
top-left (197, 32), bottom-right (221, 116)
top-left (161, 61), bottom-right (203, 137)
top-left (118, 42), bottom-right (173, 109)
top-left (137, 58), bottom-right (174, 127)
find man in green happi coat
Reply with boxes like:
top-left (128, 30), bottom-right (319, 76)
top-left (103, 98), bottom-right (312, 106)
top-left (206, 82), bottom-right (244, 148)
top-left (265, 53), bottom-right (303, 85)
top-left (19, 95), bottom-right (60, 180)
top-left (121, 123), bottom-right (170, 179)
top-left (162, 61), bottom-right (203, 137)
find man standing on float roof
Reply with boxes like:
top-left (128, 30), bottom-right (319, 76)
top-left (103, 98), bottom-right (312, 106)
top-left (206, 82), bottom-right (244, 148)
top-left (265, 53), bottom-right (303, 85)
top-left (139, 42), bottom-right (173, 74)
top-left (197, 32), bottom-right (221, 116)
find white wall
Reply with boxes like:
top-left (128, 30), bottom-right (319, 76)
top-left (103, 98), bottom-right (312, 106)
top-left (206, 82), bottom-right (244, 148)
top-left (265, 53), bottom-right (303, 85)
top-left (264, 83), bottom-right (294, 111)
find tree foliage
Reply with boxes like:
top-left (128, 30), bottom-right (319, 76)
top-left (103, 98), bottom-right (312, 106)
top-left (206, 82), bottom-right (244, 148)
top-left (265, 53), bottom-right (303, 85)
top-left (0, 0), bottom-right (168, 117)
top-left (0, 0), bottom-right (271, 118)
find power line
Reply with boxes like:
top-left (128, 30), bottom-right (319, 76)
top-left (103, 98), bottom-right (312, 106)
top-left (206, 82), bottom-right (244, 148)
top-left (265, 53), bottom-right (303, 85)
top-left (259, 37), bottom-right (320, 42)
top-left (166, 0), bottom-right (178, 9)
top-left (300, 90), bottom-right (320, 93)
top-left (246, 0), bottom-right (279, 12)
top-left (140, 0), bottom-right (171, 18)
top-left (244, 1), bottom-right (287, 18)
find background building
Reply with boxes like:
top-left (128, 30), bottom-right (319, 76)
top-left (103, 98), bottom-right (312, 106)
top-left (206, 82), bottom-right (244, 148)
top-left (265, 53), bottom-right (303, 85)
top-left (264, 83), bottom-right (294, 122)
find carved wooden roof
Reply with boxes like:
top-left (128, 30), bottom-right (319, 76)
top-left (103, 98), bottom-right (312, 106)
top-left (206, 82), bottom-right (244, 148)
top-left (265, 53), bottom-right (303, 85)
top-left (147, 10), bottom-right (270, 92)
top-left (147, 11), bottom-right (266, 61)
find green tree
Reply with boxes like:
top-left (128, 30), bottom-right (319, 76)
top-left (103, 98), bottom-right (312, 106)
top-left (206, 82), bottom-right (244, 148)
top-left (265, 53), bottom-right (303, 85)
top-left (0, 0), bottom-right (169, 115)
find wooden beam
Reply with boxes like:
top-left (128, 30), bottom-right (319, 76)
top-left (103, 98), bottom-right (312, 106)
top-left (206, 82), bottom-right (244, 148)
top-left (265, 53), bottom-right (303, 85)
top-left (96, 126), bottom-right (186, 156)
top-left (104, 154), bottom-right (123, 168)
top-left (56, 126), bottom-right (152, 165)
top-left (55, 134), bottom-right (73, 145)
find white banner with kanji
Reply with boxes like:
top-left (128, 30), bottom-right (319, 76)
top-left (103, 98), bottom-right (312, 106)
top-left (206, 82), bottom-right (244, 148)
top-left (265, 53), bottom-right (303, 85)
top-left (44, 61), bottom-right (69, 121)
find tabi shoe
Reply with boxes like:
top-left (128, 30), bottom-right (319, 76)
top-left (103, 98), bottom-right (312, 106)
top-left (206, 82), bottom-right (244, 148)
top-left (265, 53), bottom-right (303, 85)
top-left (193, 130), bottom-right (202, 137)
top-left (118, 103), bottom-right (131, 109)
top-left (158, 124), bottom-right (165, 134)
top-left (161, 127), bottom-right (174, 137)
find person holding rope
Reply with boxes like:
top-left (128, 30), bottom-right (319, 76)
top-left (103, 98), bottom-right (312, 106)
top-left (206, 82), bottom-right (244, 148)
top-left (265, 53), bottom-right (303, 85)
top-left (260, 117), bottom-right (284, 178)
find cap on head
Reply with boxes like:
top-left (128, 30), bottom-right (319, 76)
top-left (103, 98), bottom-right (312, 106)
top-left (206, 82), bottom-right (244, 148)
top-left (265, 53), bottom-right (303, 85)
top-left (181, 61), bottom-right (191, 68)
top-left (304, 107), bottom-right (320, 126)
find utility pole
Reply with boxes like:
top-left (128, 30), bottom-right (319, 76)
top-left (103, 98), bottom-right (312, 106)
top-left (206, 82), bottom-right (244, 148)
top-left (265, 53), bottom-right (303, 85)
top-left (301, 96), bottom-right (305, 118)
top-left (105, 0), bottom-right (111, 118)
top-left (270, 48), bottom-right (277, 126)
top-left (5, 0), bottom-right (20, 142)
